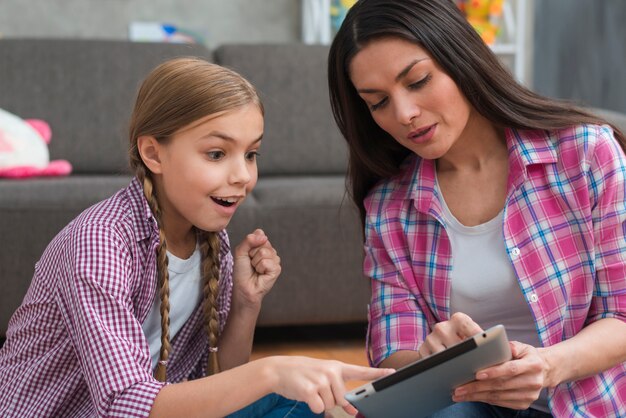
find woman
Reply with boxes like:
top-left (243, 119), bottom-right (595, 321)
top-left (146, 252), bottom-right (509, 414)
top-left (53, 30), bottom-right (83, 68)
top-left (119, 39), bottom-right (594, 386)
top-left (328, 0), bottom-right (626, 416)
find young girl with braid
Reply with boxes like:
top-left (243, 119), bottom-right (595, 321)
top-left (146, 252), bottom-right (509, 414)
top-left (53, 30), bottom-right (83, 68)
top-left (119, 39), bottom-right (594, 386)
top-left (0, 58), bottom-right (392, 418)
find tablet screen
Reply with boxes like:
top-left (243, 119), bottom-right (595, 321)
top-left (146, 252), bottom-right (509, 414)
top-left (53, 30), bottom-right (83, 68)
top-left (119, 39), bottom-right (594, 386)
top-left (372, 336), bottom-right (478, 391)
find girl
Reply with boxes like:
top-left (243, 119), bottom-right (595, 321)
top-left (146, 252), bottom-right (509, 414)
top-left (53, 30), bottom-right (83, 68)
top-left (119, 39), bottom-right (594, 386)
top-left (0, 57), bottom-right (392, 417)
top-left (327, 0), bottom-right (626, 417)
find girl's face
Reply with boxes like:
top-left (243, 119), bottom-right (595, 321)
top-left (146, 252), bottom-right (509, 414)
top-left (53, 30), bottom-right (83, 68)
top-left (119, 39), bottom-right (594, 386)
top-left (349, 37), bottom-right (474, 160)
top-left (152, 103), bottom-right (263, 234)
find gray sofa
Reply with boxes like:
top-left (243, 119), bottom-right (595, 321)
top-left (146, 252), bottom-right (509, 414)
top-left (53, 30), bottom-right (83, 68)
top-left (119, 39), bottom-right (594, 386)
top-left (0, 39), bottom-right (370, 338)
top-left (2, 39), bottom-right (626, 340)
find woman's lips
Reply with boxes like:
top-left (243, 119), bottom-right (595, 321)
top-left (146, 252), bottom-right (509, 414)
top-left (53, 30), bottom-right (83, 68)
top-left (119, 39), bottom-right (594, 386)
top-left (407, 124), bottom-right (437, 144)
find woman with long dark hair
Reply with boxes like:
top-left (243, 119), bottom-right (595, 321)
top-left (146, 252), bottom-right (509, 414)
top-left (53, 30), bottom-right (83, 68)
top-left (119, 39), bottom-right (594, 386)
top-left (328, 0), bottom-right (626, 416)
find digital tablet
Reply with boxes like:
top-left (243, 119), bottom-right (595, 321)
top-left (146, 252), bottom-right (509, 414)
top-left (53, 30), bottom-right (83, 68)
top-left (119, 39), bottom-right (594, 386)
top-left (345, 324), bottom-right (511, 418)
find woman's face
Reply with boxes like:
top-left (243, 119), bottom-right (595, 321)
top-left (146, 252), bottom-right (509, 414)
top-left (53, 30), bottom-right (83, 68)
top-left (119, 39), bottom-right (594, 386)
top-left (152, 103), bottom-right (263, 234)
top-left (349, 37), bottom-right (474, 160)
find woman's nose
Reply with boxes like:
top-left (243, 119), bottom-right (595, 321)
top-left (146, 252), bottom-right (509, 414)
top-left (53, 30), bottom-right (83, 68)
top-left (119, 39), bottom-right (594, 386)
top-left (394, 96), bottom-right (421, 126)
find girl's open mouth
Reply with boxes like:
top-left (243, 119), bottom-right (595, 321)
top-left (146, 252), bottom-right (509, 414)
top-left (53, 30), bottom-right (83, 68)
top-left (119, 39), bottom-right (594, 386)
top-left (211, 197), bottom-right (237, 207)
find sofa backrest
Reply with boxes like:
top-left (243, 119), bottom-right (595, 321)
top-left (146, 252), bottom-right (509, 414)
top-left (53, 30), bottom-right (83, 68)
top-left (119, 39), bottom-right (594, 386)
top-left (0, 39), bottom-right (213, 174)
top-left (215, 44), bottom-right (348, 176)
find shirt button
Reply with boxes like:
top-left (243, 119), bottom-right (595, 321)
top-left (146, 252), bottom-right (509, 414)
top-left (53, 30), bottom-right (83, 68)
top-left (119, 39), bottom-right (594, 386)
top-left (511, 247), bottom-right (521, 257)
top-left (529, 293), bottom-right (539, 302)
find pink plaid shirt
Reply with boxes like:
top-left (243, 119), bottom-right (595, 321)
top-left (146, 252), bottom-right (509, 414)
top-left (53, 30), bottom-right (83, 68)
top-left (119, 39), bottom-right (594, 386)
top-left (0, 178), bottom-right (234, 417)
top-left (364, 125), bottom-right (626, 417)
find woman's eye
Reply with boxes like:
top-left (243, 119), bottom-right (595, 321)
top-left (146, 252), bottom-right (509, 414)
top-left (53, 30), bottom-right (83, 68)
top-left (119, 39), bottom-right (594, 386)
top-left (408, 74), bottom-right (432, 90)
top-left (245, 151), bottom-right (260, 162)
top-left (206, 151), bottom-right (225, 161)
top-left (370, 97), bottom-right (388, 111)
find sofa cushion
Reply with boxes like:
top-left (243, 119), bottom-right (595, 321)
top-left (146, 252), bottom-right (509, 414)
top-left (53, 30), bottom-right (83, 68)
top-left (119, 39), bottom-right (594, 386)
top-left (0, 39), bottom-right (213, 175)
top-left (215, 44), bottom-right (348, 176)
top-left (227, 176), bottom-right (370, 325)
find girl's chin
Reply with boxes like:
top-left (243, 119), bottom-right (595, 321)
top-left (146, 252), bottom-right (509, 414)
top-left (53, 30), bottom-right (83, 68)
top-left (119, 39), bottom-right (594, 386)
top-left (195, 218), bottom-right (232, 233)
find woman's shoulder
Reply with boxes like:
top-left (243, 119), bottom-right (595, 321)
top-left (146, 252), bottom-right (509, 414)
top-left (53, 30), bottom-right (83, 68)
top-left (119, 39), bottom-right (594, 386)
top-left (548, 123), bottom-right (620, 167)
top-left (549, 123), bottom-right (615, 143)
top-left (364, 154), bottom-right (421, 213)
top-left (512, 123), bottom-right (619, 163)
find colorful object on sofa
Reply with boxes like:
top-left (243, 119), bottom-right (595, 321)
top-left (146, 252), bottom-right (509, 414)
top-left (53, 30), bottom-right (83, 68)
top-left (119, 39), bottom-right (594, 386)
top-left (458, 0), bottom-right (504, 45)
top-left (331, 0), bottom-right (358, 33)
top-left (0, 108), bottom-right (72, 178)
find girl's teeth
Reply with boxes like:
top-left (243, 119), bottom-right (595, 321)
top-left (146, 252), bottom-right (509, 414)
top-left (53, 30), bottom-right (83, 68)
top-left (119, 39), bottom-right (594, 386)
top-left (212, 197), bottom-right (238, 207)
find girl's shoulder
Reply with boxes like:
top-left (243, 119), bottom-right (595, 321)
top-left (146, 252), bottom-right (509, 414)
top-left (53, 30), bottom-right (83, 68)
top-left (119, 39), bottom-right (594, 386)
top-left (40, 179), bottom-right (154, 271)
top-left (67, 181), bottom-right (150, 242)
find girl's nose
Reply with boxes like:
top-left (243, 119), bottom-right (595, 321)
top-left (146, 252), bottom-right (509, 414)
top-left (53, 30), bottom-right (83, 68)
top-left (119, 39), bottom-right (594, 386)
top-left (230, 158), bottom-right (252, 185)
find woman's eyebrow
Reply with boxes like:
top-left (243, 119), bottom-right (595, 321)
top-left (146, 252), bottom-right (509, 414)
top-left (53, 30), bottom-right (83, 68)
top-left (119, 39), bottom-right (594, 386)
top-left (356, 58), bottom-right (429, 94)
top-left (395, 58), bottom-right (429, 82)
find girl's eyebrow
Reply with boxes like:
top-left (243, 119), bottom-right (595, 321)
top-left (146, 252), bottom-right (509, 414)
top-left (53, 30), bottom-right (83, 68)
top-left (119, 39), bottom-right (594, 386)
top-left (356, 58), bottom-right (430, 94)
top-left (201, 131), bottom-right (263, 143)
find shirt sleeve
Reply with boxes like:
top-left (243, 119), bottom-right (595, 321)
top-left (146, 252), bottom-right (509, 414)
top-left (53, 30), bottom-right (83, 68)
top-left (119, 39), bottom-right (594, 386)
top-left (587, 125), bottom-right (626, 324)
top-left (54, 222), bottom-right (164, 417)
top-left (364, 211), bottom-right (427, 366)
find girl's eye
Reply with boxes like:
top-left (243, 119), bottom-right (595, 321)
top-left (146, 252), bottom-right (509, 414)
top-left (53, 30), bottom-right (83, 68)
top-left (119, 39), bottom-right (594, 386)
top-left (206, 151), bottom-right (225, 161)
top-left (370, 97), bottom-right (388, 112)
top-left (408, 74), bottom-right (432, 90)
top-left (245, 151), bottom-right (260, 162)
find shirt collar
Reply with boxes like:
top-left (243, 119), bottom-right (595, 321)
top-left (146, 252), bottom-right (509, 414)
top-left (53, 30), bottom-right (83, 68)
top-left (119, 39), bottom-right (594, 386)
top-left (126, 176), bottom-right (159, 242)
top-left (505, 127), bottom-right (558, 192)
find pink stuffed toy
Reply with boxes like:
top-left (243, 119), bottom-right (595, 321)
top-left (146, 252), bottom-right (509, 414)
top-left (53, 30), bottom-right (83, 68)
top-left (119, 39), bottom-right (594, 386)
top-left (0, 107), bottom-right (72, 178)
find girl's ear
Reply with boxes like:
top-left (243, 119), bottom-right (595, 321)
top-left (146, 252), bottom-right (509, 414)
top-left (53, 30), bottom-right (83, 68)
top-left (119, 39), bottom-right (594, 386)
top-left (137, 135), bottom-right (163, 174)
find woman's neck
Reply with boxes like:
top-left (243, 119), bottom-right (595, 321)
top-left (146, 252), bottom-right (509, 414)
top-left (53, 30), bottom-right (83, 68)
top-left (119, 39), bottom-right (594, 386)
top-left (437, 112), bottom-right (507, 174)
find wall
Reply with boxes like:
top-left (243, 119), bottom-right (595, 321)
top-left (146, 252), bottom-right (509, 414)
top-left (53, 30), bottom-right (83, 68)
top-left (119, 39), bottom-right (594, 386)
top-left (533, 0), bottom-right (626, 113)
top-left (3, 0), bottom-right (624, 113)
top-left (0, 0), bottom-right (300, 49)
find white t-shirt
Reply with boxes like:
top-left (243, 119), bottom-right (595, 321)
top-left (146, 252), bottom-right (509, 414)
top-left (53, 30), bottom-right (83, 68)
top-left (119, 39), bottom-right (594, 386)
top-left (436, 183), bottom-right (549, 412)
top-left (141, 247), bottom-right (203, 370)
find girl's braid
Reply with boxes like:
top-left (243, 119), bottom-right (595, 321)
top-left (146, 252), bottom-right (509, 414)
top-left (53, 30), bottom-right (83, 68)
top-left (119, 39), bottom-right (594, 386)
top-left (138, 166), bottom-right (171, 382)
top-left (199, 230), bottom-right (221, 376)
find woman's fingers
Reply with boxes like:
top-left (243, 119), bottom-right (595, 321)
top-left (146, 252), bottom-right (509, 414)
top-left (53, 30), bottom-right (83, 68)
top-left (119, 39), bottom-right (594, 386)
top-left (420, 313), bottom-right (483, 357)
top-left (452, 342), bottom-right (546, 409)
top-left (448, 312), bottom-right (483, 339)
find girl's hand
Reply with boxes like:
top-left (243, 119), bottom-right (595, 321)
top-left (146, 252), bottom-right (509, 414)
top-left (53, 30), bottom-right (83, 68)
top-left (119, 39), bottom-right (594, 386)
top-left (264, 356), bottom-right (395, 415)
top-left (232, 229), bottom-right (281, 308)
top-left (419, 312), bottom-right (483, 358)
top-left (452, 341), bottom-right (547, 409)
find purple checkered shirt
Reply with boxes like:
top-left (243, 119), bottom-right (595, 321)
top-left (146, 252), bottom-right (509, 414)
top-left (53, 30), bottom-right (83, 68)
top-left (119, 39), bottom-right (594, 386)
top-left (0, 178), bottom-right (234, 417)
top-left (364, 125), bottom-right (626, 417)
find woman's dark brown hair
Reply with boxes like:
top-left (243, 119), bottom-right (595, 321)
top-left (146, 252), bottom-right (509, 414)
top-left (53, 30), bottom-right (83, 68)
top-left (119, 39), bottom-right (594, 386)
top-left (128, 57), bottom-right (263, 381)
top-left (328, 0), bottom-right (625, 227)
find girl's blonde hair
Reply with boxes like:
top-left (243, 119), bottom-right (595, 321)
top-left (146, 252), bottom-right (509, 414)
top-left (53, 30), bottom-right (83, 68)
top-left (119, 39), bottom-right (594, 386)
top-left (128, 57), bottom-right (263, 382)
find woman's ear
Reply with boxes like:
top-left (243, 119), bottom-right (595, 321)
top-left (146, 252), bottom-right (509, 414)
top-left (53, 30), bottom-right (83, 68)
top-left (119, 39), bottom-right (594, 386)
top-left (137, 135), bottom-right (163, 174)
